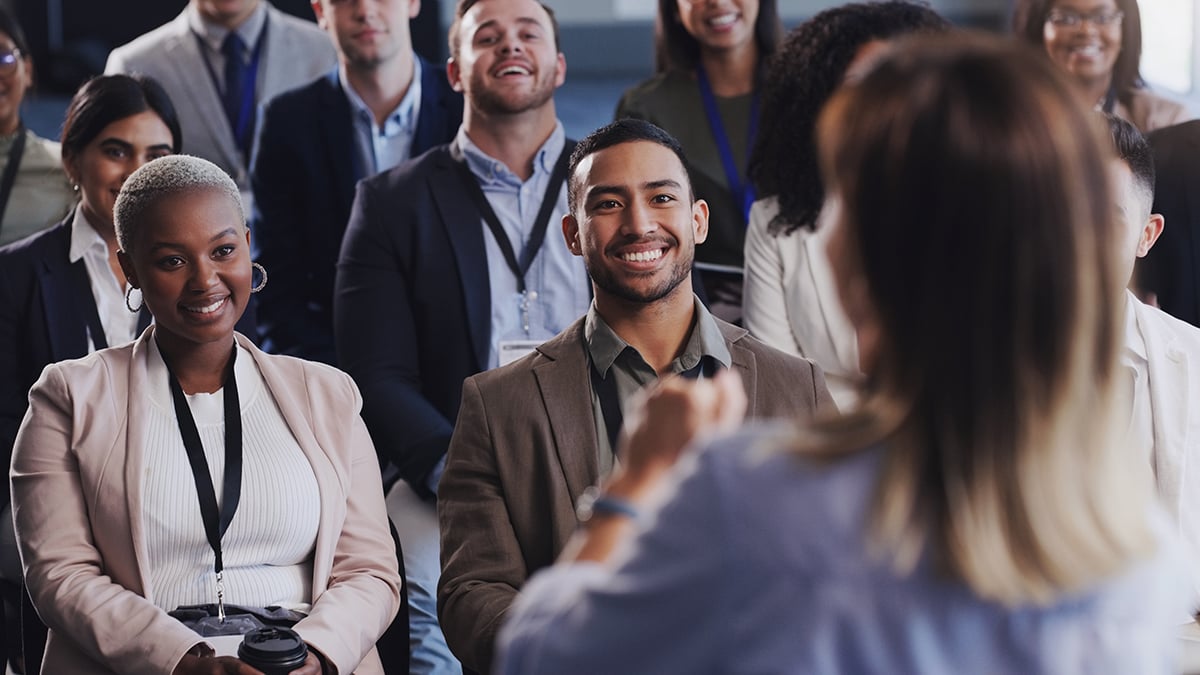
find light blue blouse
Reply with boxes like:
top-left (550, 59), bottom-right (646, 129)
top-left (497, 423), bottom-right (1187, 674)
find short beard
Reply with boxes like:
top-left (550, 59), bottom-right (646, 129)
top-left (586, 243), bottom-right (693, 305)
top-left (467, 71), bottom-right (556, 116)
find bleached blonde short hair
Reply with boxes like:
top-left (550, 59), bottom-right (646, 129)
top-left (114, 154), bottom-right (243, 253)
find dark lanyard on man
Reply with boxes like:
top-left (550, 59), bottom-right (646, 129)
top-left (453, 141), bottom-right (575, 333)
top-left (0, 123), bottom-right (26, 236)
top-left (195, 23), bottom-right (267, 159)
top-left (590, 356), bottom-right (721, 452)
top-left (164, 345), bottom-right (243, 623)
top-left (696, 64), bottom-right (759, 224)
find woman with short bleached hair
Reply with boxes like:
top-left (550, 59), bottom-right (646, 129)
top-left (12, 154), bottom-right (400, 674)
top-left (496, 33), bottom-right (1185, 674)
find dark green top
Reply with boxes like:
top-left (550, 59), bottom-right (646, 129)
top-left (616, 70), bottom-right (754, 268)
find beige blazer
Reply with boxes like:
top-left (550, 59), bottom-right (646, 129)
top-left (743, 197), bottom-right (861, 408)
top-left (1130, 293), bottom-right (1200, 605)
top-left (11, 328), bottom-right (400, 675)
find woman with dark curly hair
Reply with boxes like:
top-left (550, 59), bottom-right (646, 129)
top-left (1013, 0), bottom-right (1191, 131)
top-left (743, 1), bottom-right (947, 408)
top-left (616, 0), bottom-right (784, 322)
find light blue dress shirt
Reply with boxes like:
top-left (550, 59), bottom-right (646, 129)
top-left (498, 422), bottom-right (1188, 674)
top-left (456, 123), bottom-right (592, 371)
top-left (340, 59), bottom-right (422, 178)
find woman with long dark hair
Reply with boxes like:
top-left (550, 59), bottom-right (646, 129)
top-left (616, 0), bottom-right (784, 321)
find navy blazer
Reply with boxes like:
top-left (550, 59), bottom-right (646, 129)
top-left (0, 219), bottom-right (257, 506)
top-left (250, 56), bottom-right (463, 365)
top-left (335, 142), bottom-right (508, 499)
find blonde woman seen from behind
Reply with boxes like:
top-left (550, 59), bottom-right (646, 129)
top-left (496, 34), bottom-right (1185, 674)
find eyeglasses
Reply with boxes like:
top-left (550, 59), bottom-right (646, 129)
top-left (1045, 9), bottom-right (1125, 28)
top-left (0, 49), bottom-right (22, 74)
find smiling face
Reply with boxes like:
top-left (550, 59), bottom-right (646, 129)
top-left (1042, 0), bottom-right (1122, 91)
top-left (0, 31), bottom-right (30, 135)
top-left (564, 140), bottom-right (708, 307)
top-left (120, 188), bottom-right (251, 353)
top-left (675, 0), bottom-right (759, 54)
top-left (66, 111), bottom-right (174, 233)
top-left (313, 0), bottom-right (419, 70)
top-left (448, 0), bottom-right (564, 116)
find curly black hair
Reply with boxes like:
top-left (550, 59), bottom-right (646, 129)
top-left (747, 1), bottom-right (949, 236)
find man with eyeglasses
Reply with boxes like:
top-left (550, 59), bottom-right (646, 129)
top-left (1014, 0), bottom-right (1193, 132)
top-left (105, 0), bottom-right (336, 212)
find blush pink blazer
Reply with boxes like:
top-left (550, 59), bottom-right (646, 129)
top-left (11, 327), bottom-right (401, 674)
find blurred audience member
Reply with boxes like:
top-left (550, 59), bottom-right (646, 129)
top-left (743, 1), bottom-right (947, 408)
top-left (1014, 0), bottom-right (1192, 132)
top-left (250, 0), bottom-right (462, 364)
top-left (1106, 113), bottom-right (1200, 607)
top-left (496, 34), bottom-right (1186, 673)
top-left (0, 7), bottom-right (74, 246)
top-left (105, 0), bottom-right (335, 206)
top-left (616, 0), bottom-right (784, 322)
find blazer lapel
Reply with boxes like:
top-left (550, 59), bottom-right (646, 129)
top-left (720, 323), bottom-right (759, 419)
top-left (532, 321), bottom-right (600, 501)
top-left (317, 72), bottom-right (361, 217)
top-left (1138, 302), bottom-right (1194, 512)
top-left (37, 228), bottom-right (89, 361)
top-left (241, 334), bottom-right (341, 596)
top-left (122, 331), bottom-right (156, 598)
top-left (162, 12), bottom-right (241, 172)
top-left (430, 144), bottom-right (491, 370)
top-left (412, 55), bottom-right (455, 156)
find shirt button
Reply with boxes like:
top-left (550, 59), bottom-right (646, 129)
top-left (528, 291), bottom-right (539, 300)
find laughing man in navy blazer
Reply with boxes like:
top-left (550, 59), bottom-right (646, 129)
top-left (249, 0), bottom-right (462, 365)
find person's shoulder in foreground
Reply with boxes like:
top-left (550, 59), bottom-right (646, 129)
top-left (498, 421), bottom-right (1189, 675)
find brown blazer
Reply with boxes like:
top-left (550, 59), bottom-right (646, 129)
top-left (11, 328), bottom-right (401, 674)
top-left (437, 316), bottom-right (835, 673)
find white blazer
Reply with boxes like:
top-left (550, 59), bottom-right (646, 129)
top-left (743, 197), bottom-right (860, 409)
top-left (1131, 292), bottom-right (1200, 603)
top-left (104, 3), bottom-right (335, 192)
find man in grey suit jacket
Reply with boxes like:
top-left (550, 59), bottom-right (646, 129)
top-left (105, 0), bottom-right (335, 205)
top-left (437, 119), bottom-right (836, 673)
top-left (1107, 114), bottom-right (1200, 611)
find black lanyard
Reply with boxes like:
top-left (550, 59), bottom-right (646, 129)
top-left (453, 142), bottom-right (575, 293)
top-left (68, 259), bottom-right (108, 350)
top-left (163, 345), bottom-right (243, 621)
top-left (1101, 86), bottom-right (1117, 114)
top-left (0, 124), bottom-right (27, 233)
top-left (589, 355), bottom-right (719, 452)
top-left (696, 65), bottom-right (758, 224)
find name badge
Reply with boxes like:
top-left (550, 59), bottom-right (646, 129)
top-left (498, 340), bottom-right (542, 367)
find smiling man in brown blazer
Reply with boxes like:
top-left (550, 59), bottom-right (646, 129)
top-left (437, 119), bottom-right (835, 674)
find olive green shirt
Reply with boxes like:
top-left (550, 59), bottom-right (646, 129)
top-left (0, 128), bottom-right (75, 246)
top-left (584, 296), bottom-right (732, 476)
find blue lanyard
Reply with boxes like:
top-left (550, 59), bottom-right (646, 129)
top-left (696, 64), bottom-right (758, 224)
top-left (195, 22), bottom-right (267, 154)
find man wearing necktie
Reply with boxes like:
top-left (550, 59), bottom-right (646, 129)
top-left (105, 0), bottom-right (335, 210)
top-left (436, 118), bottom-right (836, 674)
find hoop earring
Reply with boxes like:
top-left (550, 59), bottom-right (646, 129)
top-left (125, 286), bottom-right (143, 313)
top-left (251, 262), bottom-right (268, 293)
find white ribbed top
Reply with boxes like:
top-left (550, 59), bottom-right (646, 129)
top-left (141, 339), bottom-right (320, 613)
